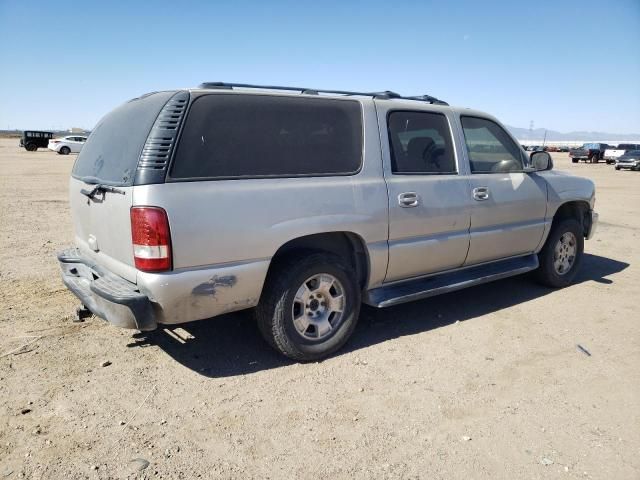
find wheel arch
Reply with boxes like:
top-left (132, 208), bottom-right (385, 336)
top-left (551, 200), bottom-right (592, 238)
top-left (266, 231), bottom-right (371, 292)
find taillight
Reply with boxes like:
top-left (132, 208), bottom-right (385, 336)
top-left (130, 207), bottom-right (172, 272)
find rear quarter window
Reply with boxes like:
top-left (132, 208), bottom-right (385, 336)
top-left (170, 94), bottom-right (363, 180)
top-left (72, 91), bottom-right (176, 186)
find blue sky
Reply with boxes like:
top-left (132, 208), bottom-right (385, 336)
top-left (1, 0), bottom-right (639, 133)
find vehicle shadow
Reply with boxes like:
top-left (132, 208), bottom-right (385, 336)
top-left (129, 253), bottom-right (628, 378)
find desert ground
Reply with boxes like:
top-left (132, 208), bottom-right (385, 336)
top-left (0, 138), bottom-right (638, 479)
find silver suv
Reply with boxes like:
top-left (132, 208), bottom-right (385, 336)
top-left (58, 82), bottom-right (598, 361)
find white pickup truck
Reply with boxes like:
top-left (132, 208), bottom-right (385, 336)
top-left (604, 144), bottom-right (640, 164)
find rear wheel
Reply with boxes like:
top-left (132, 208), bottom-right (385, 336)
top-left (571, 158), bottom-right (579, 163)
top-left (59, 146), bottom-right (70, 155)
top-left (535, 218), bottom-right (584, 288)
top-left (256, 252), bottom-right (361, 361)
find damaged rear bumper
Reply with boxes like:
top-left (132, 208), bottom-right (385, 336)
top-left (57, 248), bottom-right (157, 331)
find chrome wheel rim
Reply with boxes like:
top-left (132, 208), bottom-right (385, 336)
top-left (553, 232), bottom-right (577, 275)
top-left (292, 273), bottom-right (345, 340)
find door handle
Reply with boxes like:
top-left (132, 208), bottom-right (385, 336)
top-left (398, 192), bottom-right (419, 208)
top-left (472, 187), bottom-right (490, 201)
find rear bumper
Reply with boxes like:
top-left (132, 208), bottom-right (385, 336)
top-left (57, 248), bottom-right (157, 331)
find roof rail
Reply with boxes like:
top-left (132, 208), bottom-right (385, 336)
top-left (197, 82), bottom-right (448, 105)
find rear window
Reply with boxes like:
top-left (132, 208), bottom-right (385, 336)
top-left (72, 91), bottom-right (175, 186)
top-left (170, 94), bottom-right (363, 180)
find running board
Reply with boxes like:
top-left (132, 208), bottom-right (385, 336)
top-left (365, 255), bottom-right (539, 308)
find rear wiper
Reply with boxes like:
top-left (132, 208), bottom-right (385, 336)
top-left (80, 184), bottom-right (126, 199)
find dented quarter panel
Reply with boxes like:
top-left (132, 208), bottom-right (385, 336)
top-left (136, 259), bottom-right (270, 324)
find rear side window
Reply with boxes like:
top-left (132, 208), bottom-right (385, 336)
top-left (170, 94), bottom-right (363, 179)
top-left (72, 91), bottom-right (176, 186)
top-left (387, 111), bottom-right (456, 174)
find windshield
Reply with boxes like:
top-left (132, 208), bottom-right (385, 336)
top-left (72, 91), bottom-right (175, 186)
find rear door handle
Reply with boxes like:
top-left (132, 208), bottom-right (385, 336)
top-left (398, 192), bottom-right (419, 207)
top-left (472, 187), bottom-right (490, 201)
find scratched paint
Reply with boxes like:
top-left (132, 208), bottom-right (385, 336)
top-left (191, 275), bottom-right (237, 296)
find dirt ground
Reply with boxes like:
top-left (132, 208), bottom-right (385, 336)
top-left (0, 137), bottom-right (638, 480)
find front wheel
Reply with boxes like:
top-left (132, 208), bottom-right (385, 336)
top-left (535, 218), bottom-right (584, 288)
top-left (256, 252), bottom-right (361, 361)
top-left (25, 143), bottom-right (37, 152)
top-left (615, 166), bottom-right (621, 171)
top-left (571, 158), bottom-right (579, 163)
top-left (59, 146), bottom-right (71, 155)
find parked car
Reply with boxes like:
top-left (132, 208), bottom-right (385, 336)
top-left (603, 143), bottom-right (640, 164)
top-left (558, 146), bottom-right (570, 152)
top-left (615, 150), bottom-right (640, 171)
top-left (48, 135), bottom-right (88, 155)
top-left (19, 130), bottom-right (54, 151)
top-left (569, 143), bottom-right (611, 163)
top-left (57, 82), bottom-right (598, 361)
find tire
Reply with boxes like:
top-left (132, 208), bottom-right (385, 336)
top-left (59, 146), bottom-right (71, 155)
top-left (256, 252), bottom-right (361, 361)
top-left (615, 166), bottom-right (621, 171)
top-left (571, 158), bottom-right (579, 163)
top-left (25, 143), bottom-right (37, 152)
top-left (535, 218), bottom-right (584, 288)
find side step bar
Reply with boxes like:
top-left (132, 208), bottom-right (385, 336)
top-left (365, 254), bottom-right (539, 308)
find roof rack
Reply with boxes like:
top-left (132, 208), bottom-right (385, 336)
top-left (198, 82), bottom-right (449, 106)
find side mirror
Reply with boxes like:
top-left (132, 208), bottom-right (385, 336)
top-left (530, 151), bottom-right (553, 171)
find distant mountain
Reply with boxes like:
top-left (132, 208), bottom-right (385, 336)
top-left (507, 126), bottom-right (640, 142)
